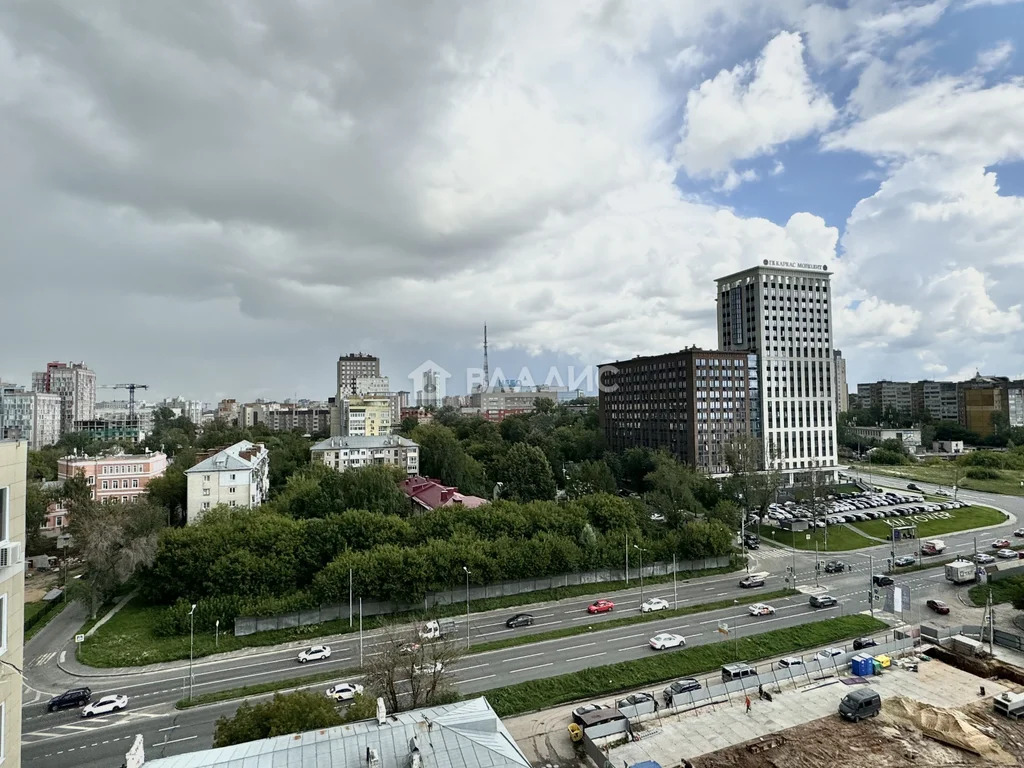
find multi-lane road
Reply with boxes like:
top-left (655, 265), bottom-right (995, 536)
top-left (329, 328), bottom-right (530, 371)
top-left (21, 475), bottom-right (1021, 768)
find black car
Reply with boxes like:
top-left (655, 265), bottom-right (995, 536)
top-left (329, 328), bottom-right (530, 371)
top-left (662, 678), bottom-right (701, 703)
top-left (615, 692), bottom-right (656, 709)
top-left (824, 561), bottom-right (846, 574)
top-left (48, 687), bottom-right (92, 712)
top-left (872, 575), bottom-right (894, 587)
top-left (744, 536), bottom-right (760, 550)
top-left (853, 637), bottom-right (879, 651)
top-left (505, 613), bottom-right (534, 629)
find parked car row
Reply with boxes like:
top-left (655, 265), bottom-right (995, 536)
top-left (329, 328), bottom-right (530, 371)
top-left (753, 490), bottom-right (968, 529)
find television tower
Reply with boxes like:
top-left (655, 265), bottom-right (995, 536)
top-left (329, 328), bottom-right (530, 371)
top-left (483, 324), bottom-right (490, 393)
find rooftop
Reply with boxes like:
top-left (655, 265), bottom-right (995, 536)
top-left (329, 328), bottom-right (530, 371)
top-left (141, 697), bottom-right (529, 768)
top-left (312, 435), bottom-right (418, 451)
top-left (185, 440), bottom-right (267, 474)
top-left (60, 450), bottom-right (164, 463)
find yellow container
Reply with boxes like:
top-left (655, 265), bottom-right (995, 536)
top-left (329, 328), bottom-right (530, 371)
top-left (567, 723), bottom-right (583, 742)
top-left (873, 654), bottom-right (891, 668)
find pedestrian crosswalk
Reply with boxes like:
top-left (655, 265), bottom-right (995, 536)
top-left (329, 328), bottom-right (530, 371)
top-left (32, 652), bottom-right (58, 667)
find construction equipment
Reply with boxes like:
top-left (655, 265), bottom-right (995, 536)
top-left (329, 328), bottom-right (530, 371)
top-left (99, 383), bottom-right (149, 419)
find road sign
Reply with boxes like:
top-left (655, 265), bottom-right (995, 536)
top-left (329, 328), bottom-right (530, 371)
top-left (806, 534), bottom-right (811, 540)
top-left (75, 634), bottom-right (85, 643)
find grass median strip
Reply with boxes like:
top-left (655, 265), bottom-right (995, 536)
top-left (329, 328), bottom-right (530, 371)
top-left (851, 505), bottom-right (1005, 540)
top-left (470, 588), bottom-right (797, 655)
top-left (480, 613), bottom-right (887, 718)
top-left (176, 667), bottom-right (359, 709)
top-left (79, 561), bottom-right (743, 668)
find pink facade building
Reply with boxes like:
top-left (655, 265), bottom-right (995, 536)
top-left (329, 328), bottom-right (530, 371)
top-left (57, 450), bottom-right (169, 504)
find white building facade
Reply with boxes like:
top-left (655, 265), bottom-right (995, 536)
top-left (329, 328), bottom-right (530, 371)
top-left (184, 441), bottom-right (269, 524)
top-left (0, 386), bottom-right (61, 450)
top-left (311, 435), bottom-right (419, 474)
top-left (717, 261), bottom-right (839, 481)
top-left (32, 361), bottom-right (96, 434)
top-left (0, 439), bottom-right (26, 768)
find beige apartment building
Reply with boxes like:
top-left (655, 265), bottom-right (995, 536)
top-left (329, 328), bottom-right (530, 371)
top-left (0, 439), bottom-right (26, 767)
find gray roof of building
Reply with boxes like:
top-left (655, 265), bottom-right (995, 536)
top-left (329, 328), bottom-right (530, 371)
top-left (141, 697), bottom-right (529, 768)
top-left (185, 441), bottom-right (265, 474)
top-left (311, 435), bottom-right (418, 451)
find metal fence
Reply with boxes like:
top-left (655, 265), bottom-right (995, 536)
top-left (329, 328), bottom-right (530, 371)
top-left (234, 555), bottom-right (733, 637)
top-left (921, 623), bottom-right (1024, 652)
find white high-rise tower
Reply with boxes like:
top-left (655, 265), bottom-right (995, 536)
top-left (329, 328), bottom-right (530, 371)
top-left (716, 260), bottom-right (838, 481)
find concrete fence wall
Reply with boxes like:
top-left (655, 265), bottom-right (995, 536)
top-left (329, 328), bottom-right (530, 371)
top-left (234, 555), bottom-right (733, 637)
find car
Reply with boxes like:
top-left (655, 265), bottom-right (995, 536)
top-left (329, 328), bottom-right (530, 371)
top-left (778, 656), bottom-right (804, 669)
top-left (505, 613), bottom-right (534, 628)
top-left (297, 645), bottom-right (332, 663)
top-left (893, 556), bottom-right (916, 567)
top-left (398, 642), bottom-right (421, 655)
top-left (993, 539), bottom-right (1011, 549)
top-left (809, 594), bottom-right (837, 609)
top-left (47, 687), bottom-right (92, 712)
top-left (615, 692), bottom-right (655, 709)
top-left (974, 553), bottom-right (996, 564)
top-left (824, 560), bottom-right (846, 574)
top-left (662, 679), bottom-right (701, 703)
top-left (649, 632), bottom-right (686, 650)
top-left (907, 483), bottom-right (922, 491)
top-left (413, 660), bottom-right (444, 675)
top-left (571, 703), bottom-right (610, 725)
top-left (815, 648), bottom-right (844, 662)
top-left (325, 682), bottom-right (364, 701)
top-left (926, 599), bottom-right (950, 615)
top-left (588, 599), bottom-right (614, 614)
top-left (872, 575), bottom-right (894, 587)
top-left (1014, 529), bottom-right (1024, 538)
top-left (739, 575), bottom-right (765, 588)
top-left (640, 598), bottom-right (670, 613)
top-left (81, 694), bottom-right (128, 718)
top-left (852, 637), bottom-right (878, 651)
top-left (997, 548), bottom-right (1018, 559)
top-left (935, 489), bottom-right (952, 497)
top-left (748, 603), bottom-right (776, 616)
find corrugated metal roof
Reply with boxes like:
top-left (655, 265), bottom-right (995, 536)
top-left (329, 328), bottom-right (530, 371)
top-left (142, 698), bottom-right (530, 768)
top-left (311, 436), bottom-right (418, 451)
top-left (185, 441), bottom-right (265, 474)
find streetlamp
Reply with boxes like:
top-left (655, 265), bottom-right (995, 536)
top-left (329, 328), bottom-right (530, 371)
top-left (462, 566), bottom-right (471, 650)
top-left (188, 603), bottom-right (197, 701)
top-left (215, 619), bottom-right (220, 648)
top-left (633, 545), bottom-right (646, 606)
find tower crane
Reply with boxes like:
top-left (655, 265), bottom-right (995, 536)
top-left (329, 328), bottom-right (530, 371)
top-left (98, 383), bottom-right (149, 420)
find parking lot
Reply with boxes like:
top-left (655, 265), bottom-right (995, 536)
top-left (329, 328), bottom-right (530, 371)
top-left (757, 489), bottom-right (970, 530)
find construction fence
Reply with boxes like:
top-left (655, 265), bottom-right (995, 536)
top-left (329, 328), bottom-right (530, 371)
top-left (234, 554), bottom-right (733, 637)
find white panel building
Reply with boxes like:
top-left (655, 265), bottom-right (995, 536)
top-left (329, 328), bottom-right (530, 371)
top-left (311, 435), bottom-right (419, 475)
top-left (0, 385), bottom-right (61, 450)
top-left (184, 441), bottom-right (269, 523)
top-left (717, 260), bottom-right (838, 481)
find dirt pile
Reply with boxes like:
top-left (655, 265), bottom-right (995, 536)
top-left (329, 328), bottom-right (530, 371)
top-left (882, 696), bottom-right (1015, 764)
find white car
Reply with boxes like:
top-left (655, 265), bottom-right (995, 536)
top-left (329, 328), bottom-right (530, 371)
top-left (297, 645), bottom-right (332, 663)
top-left (934, 489), bottom-right (952, 497)
top-left (649, 633), bottom-right (686, 650)
top-left (748, 603), bottom-right (776, 616)
top-left (82, 694), bottom-right (128, 718)
top-left (413, 660), bottom-right (444, 675)
top-left (815, 648), bottom-right (843, 662)
top-left (997, 549), bottom-right (1018, 559)
top-left (325, 682), bottom-right (364, 701)
top-left (641, 598), bottom-right (670, 613)
top-left (778, 656), bottom-right (803, 669)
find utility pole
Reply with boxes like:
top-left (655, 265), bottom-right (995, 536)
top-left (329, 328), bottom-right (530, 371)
top-left (672, 554), bottom-right (678, 609)
top-left (868, 554), bottom-right (875, 618)
top-left (463, 566), bottom-right (471, 650)
top-left (188, 603), bottom-right (197, 702)
top-left (624, 533), bottom-right (629, 585)
top-left (349, 568), bottom-right (353, 628)
top-left (359, 597), bottom-right (363, 667)
top-left (814, 541), bottom-right (819, 588)
top-left (634, 545), bottom-right (645, 606)
top-left (988, 590), bottom-right (995, 656)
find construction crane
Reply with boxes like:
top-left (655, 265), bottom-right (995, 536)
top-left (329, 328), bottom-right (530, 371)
top-left (99, 383), bottom-right (149, 420)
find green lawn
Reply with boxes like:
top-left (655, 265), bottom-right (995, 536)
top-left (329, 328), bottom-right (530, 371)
top-left (968, 575), bottom-right (1024, 607)
top-left (761, 524), bottom-right (875, 552)
top-left (79, 561), bottom-right (743, 668)
top-left (851, 505), bottom-right (1005, 540)
top-left (24, 602), bottom-right (49, 623)
top-left (481, 614), bottom-right (886, 717)
top-left (852, 462), bottom-right (1024, 497)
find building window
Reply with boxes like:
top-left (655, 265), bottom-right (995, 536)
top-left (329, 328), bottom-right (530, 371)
top-left (112, 479), bottom-right (119, 489)
top-left (203, 474), bottom-right (211, 481)
top-left (202, 502), bottom-right (210, 510)
top-left (228, 487), bottom-right (236, 494)
top-left (122, 496), bottom-right (128, 503)
top-left (202, 489), bottom-right (211, 497)
top-left (0, 593), bottom-right (8, 656)
top-left (101, 480), bottom-right (109, 490)
top-left (230, 473), bottom-right (237, 480)
top-left (132, 479), bottom-right (139, 488)
top-left (229, 500), bottom-right (237, 507)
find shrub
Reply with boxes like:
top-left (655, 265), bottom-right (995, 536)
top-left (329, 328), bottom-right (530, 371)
top-left (965, 467), bottom-right (1000, 480)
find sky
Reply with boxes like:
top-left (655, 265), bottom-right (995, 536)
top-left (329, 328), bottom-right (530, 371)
top-left (2, 0), bottom-right (1024, 403)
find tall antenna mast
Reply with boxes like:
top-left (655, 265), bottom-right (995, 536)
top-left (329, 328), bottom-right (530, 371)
top-left (483, 324), bottom-right (490, 392)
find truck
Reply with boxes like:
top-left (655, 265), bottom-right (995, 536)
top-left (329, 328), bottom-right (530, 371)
top-left (419, 618), bottom-right (458, 641)
top-left (922, 539), bottom-right (946, 555)
top-left (945, 560), bottom-right (977, 584)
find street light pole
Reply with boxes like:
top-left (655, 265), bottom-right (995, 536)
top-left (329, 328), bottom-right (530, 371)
top-left (633, 545), bottom-right (645, 606)
top-left (188, 603), bottom-right (197, 701)
top-left (215, 619), bottom-right (219, 648)
top-left (463, 566), bottom-right (471, 650)
top-left (672, 554), bottom-right (678, 609)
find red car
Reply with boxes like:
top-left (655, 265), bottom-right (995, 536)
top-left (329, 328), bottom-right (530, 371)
top-left (993, 539), bottom-right (1011, 549)
top-left (926, 599), bottom-right (950, 615)
top-left (588, 599), bottom-right (615, 614)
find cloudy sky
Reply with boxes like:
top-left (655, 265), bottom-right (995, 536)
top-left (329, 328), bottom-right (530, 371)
top-left (2, 0), bottom-right (1023, 403)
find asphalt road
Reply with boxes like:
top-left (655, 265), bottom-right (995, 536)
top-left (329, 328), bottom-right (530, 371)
top-left (20, 474), bottom-right (1021, 768)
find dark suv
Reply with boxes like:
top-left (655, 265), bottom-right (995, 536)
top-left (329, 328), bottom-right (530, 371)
top-left (873, 575), bottom-right (894, 587)
top-left (48, 687), bottom-right (92, 712)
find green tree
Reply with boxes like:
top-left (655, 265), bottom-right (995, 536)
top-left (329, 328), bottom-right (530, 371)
top-left (411, 423), bottom-right (487, 495)
top-left (643, 453), bottom-right (705, 526)
top-left (565, 459), bottom-right (617, 498)
top-left (145, 447), bottom-right (194, 525)
top-left (25, 481), bottom-right (51, 556)
top-left (496, 443), bottom-right (556, 502)
top-left (213, 691), bottom-right (343, 747)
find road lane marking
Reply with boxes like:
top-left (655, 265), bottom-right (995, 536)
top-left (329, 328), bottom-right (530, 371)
top-left (607, 634), bottom-right (643, 642)
top-left (511, 662), bottom-right (553, 673)
top-left (502, 652), bottom-right (544, 663)
top-left (460, 674), bottom-right (497, 684)
top-left (456, 663), bottom-right (490, 672)
top-left (158, 725), bottom-right (180, 732)
top-left (151, 735), bottom-right (198, 747)
top-left (569, 652), bottom-right (606, 662)
top-left (561, 642), bottom-right (596, 652)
